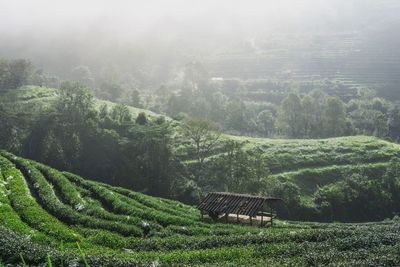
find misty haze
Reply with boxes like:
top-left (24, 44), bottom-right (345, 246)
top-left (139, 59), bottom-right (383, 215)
top-left (1, 0), bottom-right (400, 266)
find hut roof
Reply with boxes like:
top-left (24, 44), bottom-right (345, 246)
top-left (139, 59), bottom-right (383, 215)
top-left (198, 192), bottom-right (281, 217)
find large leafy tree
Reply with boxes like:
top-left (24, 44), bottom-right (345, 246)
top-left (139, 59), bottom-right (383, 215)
top-left (276, 92), bottom-right (304, 138)
top-left (256, 110), bottom-right (275, 137)
top-left (204, 141), bottom-right (270, 194)
top-left (182, 117), bottom-right (221, 165)
top-left (98, 81), bottom-right (123, 102)
top-left (119, 123), bottom-right (174, 197)
top-left (323, 96), bottom-right (347, 137)
top-left (0, 58), bottom-right (33, 90)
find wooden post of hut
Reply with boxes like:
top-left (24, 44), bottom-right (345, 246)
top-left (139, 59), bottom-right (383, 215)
top-left (270, 204), bottom-right (273, 227)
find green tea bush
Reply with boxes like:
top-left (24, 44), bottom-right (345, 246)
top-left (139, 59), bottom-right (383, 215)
top-left (5, 155), bottom-right (143, 237)
top-left (64, 172), bottom-right (200, 227)
top-left (0, 155), bottom-right (79, 241)
top-left (36, 163), bottom-right (152, 231)
top-left (1, 151), bottom-right (400, 266)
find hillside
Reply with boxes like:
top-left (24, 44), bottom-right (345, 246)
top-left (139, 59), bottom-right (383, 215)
top-left (0, 85), bottom-right (164, 120)
top-left (2, 85), bottom-right (400, 222)
top-left (230, 135), bottom-right (399, 187)
top-left (0, 151), bottom-right (400, 266)
top-left (188, 134), bottom-right (400, 191)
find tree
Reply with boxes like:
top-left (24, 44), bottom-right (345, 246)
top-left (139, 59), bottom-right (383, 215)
top-left (56, 81), bottom-right (97, 129)
top-left (71, 65), bottom-right (95, 89)
top-left (111, 104), bottom-right (133, 125)
top-left (26, 81), bottom-right (97, 170)
top-left (225, 99), bottom-right (250, 133)
top-left (207, 141), bottom-right (269, 193)
top-left (350, 107), bottom-right (387, 137)
top-left (301, 95), bottom-right (317, 138)
top-left (256, 110), bottom-right (275, 136)
top-left (0, 58), bottom-right (33, 90)
top-left (208, 92), bottom-right (228, 123)
top-left (323, 96), bottom-right (346, 137)
top-left (98, 81), bottom-right (123, 102)
top-left (276, 92), bottom-right (304, 138)
top-left (388, 102), bottom-right (400, 141)
top-left (130, 89), bottom-right (143, 108)
top-left (308, 90), bottom-right (328, 137)
top-left (136, 112), bottom-right (148, 125)
top-left (8, 59), bottom-right (33, 89)
top-left (182, 117), bottom-right (221, 165)
top-left (372, 111), bottom-right (389, 137)
top-left (372, 97), bottom-right (389, 113)
top-left (315, 173), bottom-right (393, 222)
top-left (183, 61), bottom-right (209, 90)
top-left (0, 104), bottom-right (25, 151)
top-left (120, 123), bottom-right (175, 197)
top-left (263, 176), bottom-right (302, 219)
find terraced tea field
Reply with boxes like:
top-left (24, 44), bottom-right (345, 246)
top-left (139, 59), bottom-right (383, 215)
top-left (0, 151), bottom-right (400, 266)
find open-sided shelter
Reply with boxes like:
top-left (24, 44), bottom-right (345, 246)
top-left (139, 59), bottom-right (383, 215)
top-left (198, 192), bottom-right (282, 226)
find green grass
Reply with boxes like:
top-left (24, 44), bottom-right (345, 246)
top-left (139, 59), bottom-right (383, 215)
top-left (0, 151), bottom-right (399, 266)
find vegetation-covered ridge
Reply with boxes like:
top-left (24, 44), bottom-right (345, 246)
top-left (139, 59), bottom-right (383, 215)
top-left (0, 151), bottom-right (400, 266)
top-left (2, 85), bottom-right (400, 223)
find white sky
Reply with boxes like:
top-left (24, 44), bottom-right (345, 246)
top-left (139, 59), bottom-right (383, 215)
top-left (0, 0), bottom-right (358, 35)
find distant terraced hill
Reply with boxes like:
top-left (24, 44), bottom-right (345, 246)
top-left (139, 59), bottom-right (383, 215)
top-left (205, 1), bottom-right (400, 99)
top-left (1, 151), bottom-right (400, 266)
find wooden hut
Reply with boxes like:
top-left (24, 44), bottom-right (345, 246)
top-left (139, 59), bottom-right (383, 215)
top-left (198, 192), bottom-right (281, 227)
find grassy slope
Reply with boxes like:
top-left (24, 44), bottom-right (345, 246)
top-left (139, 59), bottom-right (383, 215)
top-left (0, 85), bottom-right (163, 119)
top-left (0, 151), bottom-right (399, 266)
top-left (229, 135), bottom-right (400, 195)
top-left (2, 86), bottom-right (400, 200)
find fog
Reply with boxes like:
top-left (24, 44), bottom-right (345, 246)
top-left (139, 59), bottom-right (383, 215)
top-left (0, 0), bottom-right (399, 88)
top-left (0, 0), bottom-right (370, 36)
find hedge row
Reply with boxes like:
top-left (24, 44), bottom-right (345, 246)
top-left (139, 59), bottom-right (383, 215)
top-left (0, 155), bottom-right (79, 242)
top-left (4, 154), bottom-right (143, 237)
top-left (0, 157), bottom-right (53, 244)
top-left (64, 172), bottom-right (200, 227)
top-left (36, 163), bottom-right (151, 231)
top-left (65, 172), bottom-right (264, 236)
top-left (105, 184), bottom-right (198, 220)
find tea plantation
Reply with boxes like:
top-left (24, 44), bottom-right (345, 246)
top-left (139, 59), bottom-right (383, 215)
top-left (0, 151), bottom-right (399, 266)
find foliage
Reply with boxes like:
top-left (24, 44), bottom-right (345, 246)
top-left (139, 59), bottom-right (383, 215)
top-left (0, 152), bottom-right (400, 266)
top-left (2, 83), bottom-right (400, 222)
top-left (0, 59), bottom-right (33, 90)
top-left (181, 117), bottom-right (221, 165)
